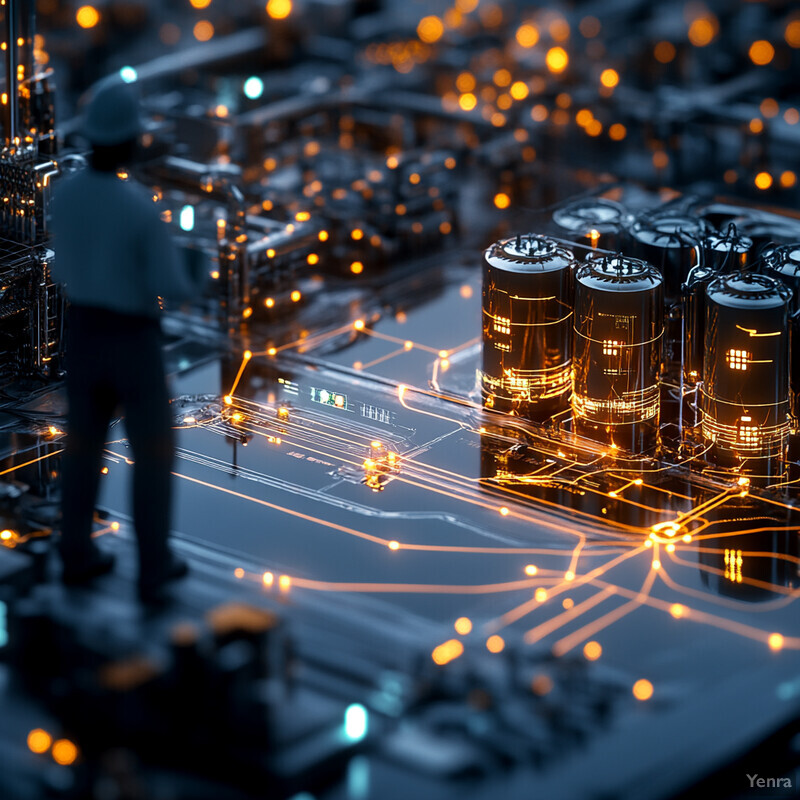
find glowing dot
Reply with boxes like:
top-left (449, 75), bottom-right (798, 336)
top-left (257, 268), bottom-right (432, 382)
top-left (651, 559), bottom-right (661, 570)
top-left (682, 534), bottom-right (692, 543)
top-left (267, 347), bottom-right (277, 355)
top-left (486, 634), bottom-right (505, 653)
top-left (562, 598), bottom-right (574, 609)
top-left (633, 679), bottom-right (653, 701)
top-left (787, 20), bottom-right (800, 48)
top-left (27, 729), bottom-right (52, 754)
top-left (499, 506), bottom-right (510, 516)
top-left (307, 253), bottom-right (319, 265)
top-left (404, 340), bottom-right (413, 350)
top-left (688, 17), bottom-right (716, 47)
top-left (492, 68), bottom-right (510, 88)
top-left (354, 319), bottom-right (365, 330)
top-left (76, 6), bottom-right (100, 29)
top-left (545, 46), bottom-right (569, 73)
top-left (119, 66), bottom-right (137, 84)
top-left (234, 567), bottom-right (244, 578)
top-left (388, 540), bottom-right (400, 550)
top-left (290, 290), bottom-right (301, 302)
top-left (609, 123), bottom-right (627, 140)
top-left (350, 261), bottom-right (364, 274)
top-left (190, 0), bottom-right (212, 7)
top-left (458, 93), bottom-right (477, 111)
top-left (110, 521), bottom-right (120, 531)
top-left (534, 588), bottom-right (548, 602)
top-left (417, 15), bottom-right (444, 44)
top-left (278, 575), bottom-right (291, 591)
top-left (262, 571), bottom-right (274, 587)
top-left (516, 24), bottom-right (539, 48)
top-left (193, 20), bottom-right (214, 41)
top-left (644, 539), bottom-right (653, 548)
top-left (266, 0), bottom-right (292, 19)
top-left (755, 171), bottom-right (773, 190)
top-left (454, 616), bottom-right (472, 635)
top-left (670, 603), bottom-right (685, 618)
top-left (769, 633), bottom-right (784, 651)
top-left (343, 703), bottom-right (368, 741)
top-left (265, 298), bottom-right (275, 308)
top-left (432, 639), bottom-right (464, 665)
top-left (749, 40), bottom-right (775, 65)
top-left (524, 564), bottom-right (538, 576)
top-left (243, 76), bottom-right (264, 99)
top-left (564, 570), bottom-right (575, 581)
top-left (600, 68), bottom-right (619, 88)
top-left (456, 72), bottom-right (475, 92)
top-left (780, 171), bottom-right (797, 188)
top-left (654, 40), bottom-right (676, 63)
top-left (494, 192), bottom-right (511, 209)
top-left (583, 641), bottom-right (602, 661)
top-left (51, 739), bottom-right (78, 766)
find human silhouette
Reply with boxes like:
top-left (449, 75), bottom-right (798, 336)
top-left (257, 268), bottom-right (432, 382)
top-left (52, 76), bottom-right (200, 603)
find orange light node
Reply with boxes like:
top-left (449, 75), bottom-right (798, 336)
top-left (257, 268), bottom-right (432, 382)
top-left (454, 616), bottom-right (472, 635)
top-left (632, 679), bottom-right (653, 701)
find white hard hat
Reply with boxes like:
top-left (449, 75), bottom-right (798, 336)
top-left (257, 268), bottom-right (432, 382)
top-left (82, 77), bottom-right (142, 145)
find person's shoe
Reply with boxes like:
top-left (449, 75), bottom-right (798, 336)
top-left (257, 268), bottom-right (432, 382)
top-left (62, 549), bottom-right (116, 586)
top-left (138, 555), bottom-right (189, 606)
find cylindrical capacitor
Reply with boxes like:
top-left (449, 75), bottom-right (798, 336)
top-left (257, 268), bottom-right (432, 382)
top-left (682, 263), bottom-right (717, 385)
top-left (701, 273), bottom-right (791, 481)
top-left (762, 243), bottom-right (800, 312)
top-left (572, 254), bottom-right (664, 452)
top-left (628, 215), bottom-right (707, 303)
top-left (552, 198), bottom-right (630, 252)
top-left (703, 228), bottom-right (752, 274)
top-left (481, 235), bottom-right (575, 421)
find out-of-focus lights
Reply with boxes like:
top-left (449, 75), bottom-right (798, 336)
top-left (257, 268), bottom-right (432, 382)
top-left (417, 15), bottom-right (444, 44)
top-left (243, 76), bottom-right (264, 99)
top-left (76, 6), bottom-right (100, 28)
top-left (516, 24), bottom-right (539, 48)
top-left (749, 40), bottom-right (775, 65)
top-left (454, 616), bottom-right (472, 635)
top-left (600, 68), bottom-right (619, 88)
top-left (769, 633), bottom-right (784, 651)
top-left (688, 17), bottom-right (716, 47)
top-left (494, 192), bottom-right (510, 209)
top-left (546, 46), bottom-right (569, 73)
top-left (179, 205), bottom-right (195, 232)
top-left (343, 704), bottom-right (369, 741)
top-left (119, 66), bottom-right (137, 83)
top-left (486, 634), bottom-right (505, 653)
top-left (786, 20), bottom-right (800, 48)
top-left (52, 739), bottom-right (79, 766)
top-left (266, 0), bottom-right (292, 20)
top-left (458, 93), bottom-right (477, 111)
top-left (654, 41), bottom-right (676, 63)
top-left (27, 729), bottom-right (52, 754)
top-left (583, 641), bottom-right (602, 661)
top-left (193, 20), bottom-right (214, 41)
top-left (432, 638), bottom-right (464, 665)
top-left (633, 679), bottom-right (654, 701)
top-left (755, 171), bottom-right (773, 190)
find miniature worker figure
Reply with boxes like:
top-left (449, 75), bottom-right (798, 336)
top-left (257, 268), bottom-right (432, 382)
top-left (52, 77), bottom-right (199, 603)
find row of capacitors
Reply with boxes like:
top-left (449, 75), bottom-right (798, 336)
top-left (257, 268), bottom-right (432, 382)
top-left (481, 199), bottom-right (800, 484)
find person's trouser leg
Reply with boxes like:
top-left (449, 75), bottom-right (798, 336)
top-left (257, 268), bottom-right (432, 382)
top-left (60, 312), bottom-right (116, 569)
top-left (118, 324), bottom-right (174, 590)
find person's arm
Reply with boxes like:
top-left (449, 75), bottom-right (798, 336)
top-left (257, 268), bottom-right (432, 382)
top-left (141, 203), bottom-right (200, 305)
